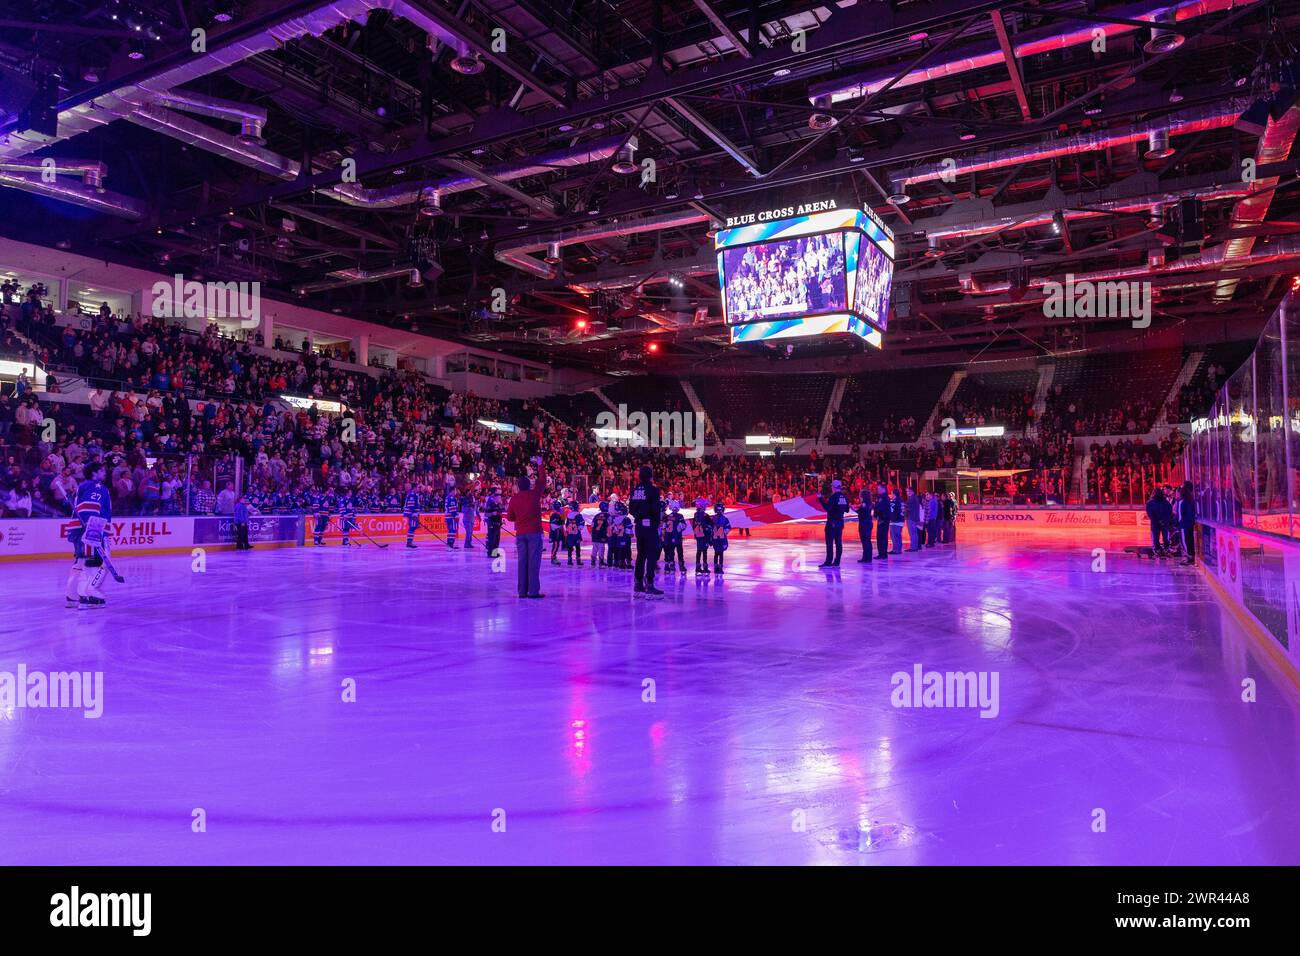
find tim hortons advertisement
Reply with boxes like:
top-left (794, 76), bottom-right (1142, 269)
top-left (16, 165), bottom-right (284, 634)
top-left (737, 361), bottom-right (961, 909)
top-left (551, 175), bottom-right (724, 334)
top-left (954, 509), bottom-right (1150, 529)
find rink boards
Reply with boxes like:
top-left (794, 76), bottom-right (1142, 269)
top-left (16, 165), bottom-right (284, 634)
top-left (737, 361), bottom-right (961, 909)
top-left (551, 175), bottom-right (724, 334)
top-left (0, 503), bottom-right (1154, 561)
top-left (0, 512), bottom-right (488, 561)
top-left (1197, 520), bottom-right (1300, 685)
top-left (0, 515), bottom-right (304, 561)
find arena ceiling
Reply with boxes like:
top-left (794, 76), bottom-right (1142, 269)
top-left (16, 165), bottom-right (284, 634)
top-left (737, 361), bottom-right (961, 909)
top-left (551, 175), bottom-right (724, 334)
top-left (3, 0), bottom-right (1300, 371)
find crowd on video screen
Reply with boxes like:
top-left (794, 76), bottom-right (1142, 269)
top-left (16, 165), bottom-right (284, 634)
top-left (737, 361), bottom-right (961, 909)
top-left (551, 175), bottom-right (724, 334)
top-left (855, 237), bottom-right (894, 329)
top-left (723, 233), bottom-right (847, 325)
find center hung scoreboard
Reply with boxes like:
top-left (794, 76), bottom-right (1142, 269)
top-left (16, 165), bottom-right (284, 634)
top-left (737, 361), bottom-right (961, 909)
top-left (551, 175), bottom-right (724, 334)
top-left (714, 200), bottom-right (895, 347)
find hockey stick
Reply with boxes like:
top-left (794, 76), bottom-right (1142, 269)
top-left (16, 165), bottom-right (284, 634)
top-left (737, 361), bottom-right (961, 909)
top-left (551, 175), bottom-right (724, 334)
top-left (99, 547), bottom-right (125, 584)
top-left (339, 516), bottom-right (389, 549)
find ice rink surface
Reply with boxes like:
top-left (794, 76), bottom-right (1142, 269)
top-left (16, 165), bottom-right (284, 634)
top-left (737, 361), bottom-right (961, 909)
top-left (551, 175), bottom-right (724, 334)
top-left (1, 529), bottom-right (1298, 865)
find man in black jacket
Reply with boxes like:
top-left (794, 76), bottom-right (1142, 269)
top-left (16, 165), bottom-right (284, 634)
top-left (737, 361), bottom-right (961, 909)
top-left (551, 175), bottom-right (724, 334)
top-left (630, 465), bottom-right (664, 596)
top-left (1176, 482), bottom-right (1197, 566)
top-left (1145, 486), bottom-right (1173, 556)
top-left (819, 479), bottom-right (849, 567)
top-left (873, 486), bottom-right (891, 561)
top-left (855, 488), bottom-right (873, 562)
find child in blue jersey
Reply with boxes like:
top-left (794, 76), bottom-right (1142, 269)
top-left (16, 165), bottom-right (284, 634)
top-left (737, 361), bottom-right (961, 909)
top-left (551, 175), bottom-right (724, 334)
top-left (444, 486), bottom-right (460, 548)
top-left (690, 499), bottom-right (713, 574)
top-left (606, 507), bottom-right (623, 568)
top-left (711, 502), bottom-right (732, 574)
top-left (548, 500), bottom-right (565, 564)
top-left (403, 486), bottom-right (421, 549)
top-left (483, 487), bottom-right (504, 558)
top-left (619, 512), bottom-right (634, 570)
top-left (663, 500), bottom-right (687, 574)
top-left (589, 501), bottom-right (610, 568)
top-left (564, 503), bottom-right (585, 566)
top-left (69, 460), bottom-right (112, 609)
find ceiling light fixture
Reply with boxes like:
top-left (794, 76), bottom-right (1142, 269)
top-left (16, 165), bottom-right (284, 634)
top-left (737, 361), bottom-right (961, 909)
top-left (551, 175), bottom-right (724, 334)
top-left (808, 94), bottom-right (837, 130)
top-left (1146, 128), bottom-right (1174, 160)
top-left (418, 188), bottom-right (444, 218)
top-left (449, 40), bottom-right (484, 75)
top-left (611, 136), bottom-right (639, 175)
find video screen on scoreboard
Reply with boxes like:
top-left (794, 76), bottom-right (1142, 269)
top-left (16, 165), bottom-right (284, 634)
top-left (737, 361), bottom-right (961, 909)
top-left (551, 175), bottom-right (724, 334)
top-left (854, 233), bottom-right (893, 329)
top-left (716, 206), bottom-right (894, 346)
top-left (721, 232), bottom-right (848, 325)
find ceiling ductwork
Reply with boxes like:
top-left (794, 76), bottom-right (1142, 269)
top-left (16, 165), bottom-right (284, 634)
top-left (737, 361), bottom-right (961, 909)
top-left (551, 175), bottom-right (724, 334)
top-left (890, 100), bottom-right (1245, 190)
top-left (808, 0), bottom-right (1255, 107)
top-left (0, 169), bottom-right (146, 219)
top-left (1213, 104), bottom-right (1300, 302)
top-left (0, 159), bottom-right (107, 190)
top-left (328, 136), bottom-right (624, 208)
top-left (126, 103), bottom-right (300, 180)
top-left (293, 264), bottom-right (428, 295)
top-left (958, 234), bottom-right (1300, 296)
top-left (0, 0), bottom-right (532, 210)
top-left (151, 89), bottom-right (268, 145)
top-left (918, 181), bottom-right (1251, 244)
top-left (495, 209), bottom-right (712, 279)
top-left (567, 263), bottom-right (716, 294)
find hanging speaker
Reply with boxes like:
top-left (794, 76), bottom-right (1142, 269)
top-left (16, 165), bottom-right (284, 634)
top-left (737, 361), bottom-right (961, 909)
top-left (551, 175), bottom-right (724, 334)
top-left (1175, 197), bottom-right (1203, 243)
top-left (9, 71), bottom-right (57, 136)
top-left (1235, 97), bottom-right (1272, 137)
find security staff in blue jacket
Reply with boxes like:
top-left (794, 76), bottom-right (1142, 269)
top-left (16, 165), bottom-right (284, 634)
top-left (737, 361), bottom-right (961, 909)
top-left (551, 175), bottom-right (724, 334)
top-left (233, 495), bottom-right (253, 550)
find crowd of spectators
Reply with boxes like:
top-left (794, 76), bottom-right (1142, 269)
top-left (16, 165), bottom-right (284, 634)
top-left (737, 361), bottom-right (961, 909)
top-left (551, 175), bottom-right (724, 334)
top-left (1041, 384), bottom-right (1160, 436)
top-left (935, 386), bottom-right (1035, 434)
top-left (1084, 432), bottom-right (1185, 506)
top-left (1171, 360), bottom-right (1232, 424)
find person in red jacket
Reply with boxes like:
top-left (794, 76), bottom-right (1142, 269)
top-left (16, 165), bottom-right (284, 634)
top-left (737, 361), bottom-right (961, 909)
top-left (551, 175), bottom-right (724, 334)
top-left (506, 456), bottom-right (547, 598)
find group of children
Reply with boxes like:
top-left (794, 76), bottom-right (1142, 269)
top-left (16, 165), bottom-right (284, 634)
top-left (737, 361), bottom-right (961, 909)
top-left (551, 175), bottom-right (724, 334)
top-left (546, 496), bottom-right (734, 574)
